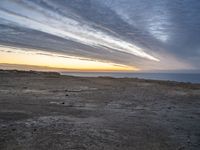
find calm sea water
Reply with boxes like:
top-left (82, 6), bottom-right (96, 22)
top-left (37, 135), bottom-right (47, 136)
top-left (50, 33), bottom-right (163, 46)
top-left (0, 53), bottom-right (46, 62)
top-left (61, 72), bottom-right (200, 83)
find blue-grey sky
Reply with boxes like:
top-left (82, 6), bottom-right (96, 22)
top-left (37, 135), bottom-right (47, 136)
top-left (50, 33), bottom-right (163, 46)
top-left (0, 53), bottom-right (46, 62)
top-left (0, 0), bottom-right (200, 71)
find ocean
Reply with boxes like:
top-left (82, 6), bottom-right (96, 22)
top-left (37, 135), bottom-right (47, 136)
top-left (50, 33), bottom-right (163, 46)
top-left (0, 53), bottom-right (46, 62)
top-left (61, 72), bottom-right (200, 83)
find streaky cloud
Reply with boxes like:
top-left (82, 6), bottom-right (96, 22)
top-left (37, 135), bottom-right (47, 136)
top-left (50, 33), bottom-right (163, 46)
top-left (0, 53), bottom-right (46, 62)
top-left (0, 0), bottom-right (199, 71)
top-left (0, 0), bottom-right (159, 61)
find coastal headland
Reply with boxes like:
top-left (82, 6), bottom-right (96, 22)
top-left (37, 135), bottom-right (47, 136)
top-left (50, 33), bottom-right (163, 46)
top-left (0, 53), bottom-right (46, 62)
top-left (0, 70), bottom-right (200, 150)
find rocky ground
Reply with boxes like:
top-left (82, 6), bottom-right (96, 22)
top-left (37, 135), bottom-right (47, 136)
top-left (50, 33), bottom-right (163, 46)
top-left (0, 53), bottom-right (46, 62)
top-left (0, 70), bottom-right (200, 150)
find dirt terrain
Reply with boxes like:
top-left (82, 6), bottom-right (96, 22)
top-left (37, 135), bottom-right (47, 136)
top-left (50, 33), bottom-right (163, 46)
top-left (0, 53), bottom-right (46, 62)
top-left (0, 70), bottom-right (200, 150)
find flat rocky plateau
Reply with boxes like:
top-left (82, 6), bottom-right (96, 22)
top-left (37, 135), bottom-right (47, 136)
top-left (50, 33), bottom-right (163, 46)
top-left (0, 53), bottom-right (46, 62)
top-left (0, 70), bottom-right (200, 150)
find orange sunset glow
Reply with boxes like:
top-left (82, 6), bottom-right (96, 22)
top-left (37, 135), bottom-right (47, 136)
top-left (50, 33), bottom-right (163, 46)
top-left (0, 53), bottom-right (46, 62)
top-left (0, 46), bottom-right (137, 72)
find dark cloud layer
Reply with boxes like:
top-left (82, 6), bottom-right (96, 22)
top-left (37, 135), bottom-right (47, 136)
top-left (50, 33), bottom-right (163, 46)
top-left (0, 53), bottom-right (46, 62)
top-left (0, 0), bottom-right (199, 70)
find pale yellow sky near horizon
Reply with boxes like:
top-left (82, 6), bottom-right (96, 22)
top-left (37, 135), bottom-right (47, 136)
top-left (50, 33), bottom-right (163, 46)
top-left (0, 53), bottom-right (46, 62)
top-left (0, 46), bottom-right (138, 72)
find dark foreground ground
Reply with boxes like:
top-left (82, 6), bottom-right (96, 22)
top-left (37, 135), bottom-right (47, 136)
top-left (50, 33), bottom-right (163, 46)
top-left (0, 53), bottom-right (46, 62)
top-left (0, 70), bottom-right (200, 150)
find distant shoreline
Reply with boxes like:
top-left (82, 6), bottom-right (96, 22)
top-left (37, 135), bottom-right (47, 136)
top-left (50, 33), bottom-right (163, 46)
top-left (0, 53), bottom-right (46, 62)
top-left (1, 69), bottom-right (200, 86)
top-left (61, 72), bottom-right (200, 84)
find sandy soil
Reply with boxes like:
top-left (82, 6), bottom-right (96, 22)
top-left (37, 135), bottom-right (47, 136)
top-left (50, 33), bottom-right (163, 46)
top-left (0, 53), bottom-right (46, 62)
top-left (0, 70), bottom-right (200, 150)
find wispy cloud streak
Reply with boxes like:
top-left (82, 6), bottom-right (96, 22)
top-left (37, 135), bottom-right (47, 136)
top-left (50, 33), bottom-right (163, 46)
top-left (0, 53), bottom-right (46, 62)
top-left (0, 0), bottom-right (159, 61)
top-left (0, 0), bottom-right (199, 71)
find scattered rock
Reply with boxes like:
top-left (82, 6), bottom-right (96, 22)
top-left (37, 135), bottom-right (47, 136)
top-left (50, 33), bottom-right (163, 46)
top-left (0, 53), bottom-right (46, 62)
top-left (167, 106), bottom-right (172, 110)
top-left (177, 146), bottom-right (185, 150)
top-left (50, 101), bottom-right (60, 105)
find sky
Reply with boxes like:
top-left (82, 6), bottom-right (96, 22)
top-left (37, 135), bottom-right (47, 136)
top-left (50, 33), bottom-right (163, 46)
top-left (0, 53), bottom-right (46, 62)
top-left (0, 0), bottom-right (200, 72)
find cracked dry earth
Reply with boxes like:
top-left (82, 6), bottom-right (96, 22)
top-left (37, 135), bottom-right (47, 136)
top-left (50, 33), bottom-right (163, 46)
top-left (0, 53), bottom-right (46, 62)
top-left (0, 70), bottom-right (200, 150)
